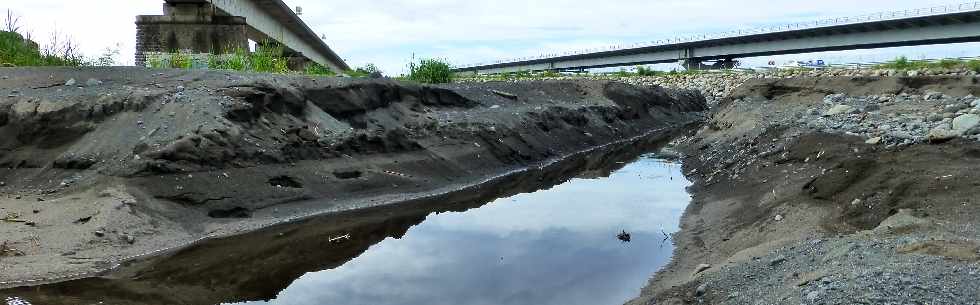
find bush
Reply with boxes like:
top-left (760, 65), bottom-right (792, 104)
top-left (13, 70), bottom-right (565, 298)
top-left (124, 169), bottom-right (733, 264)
top-left (408, 58), bottom-right (453, 84)
top-left (636, 66), bottom-right (661, 76)
top-left (346, 63), bottom-right (381, 77)
top-left (967, 60), bottom-right (980, 73)
top-left (304, 62), bottom-right (335, 76)
top-left (614, 68), bottom-right (632, 77)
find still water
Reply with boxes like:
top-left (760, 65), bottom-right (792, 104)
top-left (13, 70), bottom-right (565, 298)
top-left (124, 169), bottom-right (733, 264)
top-left (235, 154), bottom-right (690, 305)
top-left (2, 147), bottom-right (691, 305)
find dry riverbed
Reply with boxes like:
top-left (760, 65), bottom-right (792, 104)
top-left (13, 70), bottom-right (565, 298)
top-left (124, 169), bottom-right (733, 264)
top-left (632, 75), bottom-right (980, 305)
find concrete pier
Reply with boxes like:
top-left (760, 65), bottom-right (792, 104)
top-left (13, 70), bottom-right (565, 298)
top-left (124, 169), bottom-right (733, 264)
top-left (135, 3), bottom-right (248, 67)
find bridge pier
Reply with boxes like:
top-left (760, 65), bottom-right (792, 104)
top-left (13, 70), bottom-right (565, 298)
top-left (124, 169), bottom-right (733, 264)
top-left (135, 3), bottom-right (249, 67)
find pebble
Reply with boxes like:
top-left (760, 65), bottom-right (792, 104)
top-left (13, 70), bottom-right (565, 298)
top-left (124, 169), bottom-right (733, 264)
top-left (865, 137), bottom-right (882, 145)
top-left (85, 78), bottom-right (102, 86)
top-left (774, 214), bottom-right (784, 221)
top-left (94, 230), bottom-right (105, 237)
top-left (695, 283), bottom-right (708, 296)
top-left (64, 78), bottom-right (76, 86)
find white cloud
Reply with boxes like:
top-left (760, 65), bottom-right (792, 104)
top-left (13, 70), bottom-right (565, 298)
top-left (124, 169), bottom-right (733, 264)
top-left (5, 0), bottom-right (978, 72)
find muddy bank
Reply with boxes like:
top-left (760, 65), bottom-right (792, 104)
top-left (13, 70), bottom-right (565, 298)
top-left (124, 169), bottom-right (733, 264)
top-left (0, 67), bottom-right (706, 286)
top-left (633, 76), bottom-right (980, 305)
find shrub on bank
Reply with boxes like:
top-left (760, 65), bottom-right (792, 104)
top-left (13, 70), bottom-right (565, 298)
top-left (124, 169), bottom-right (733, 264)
top-left (878, 56), bottom-right (980, 73)
top-left (408, 58), bottom-right (453, 84)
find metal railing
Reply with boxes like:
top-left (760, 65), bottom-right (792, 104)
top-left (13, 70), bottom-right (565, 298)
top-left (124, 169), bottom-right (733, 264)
top-left (457, 2), bottom-right (980, 69)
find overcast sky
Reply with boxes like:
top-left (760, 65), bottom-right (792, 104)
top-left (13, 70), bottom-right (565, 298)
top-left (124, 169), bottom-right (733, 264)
top-left (5, 0), bottom-right (980, 74)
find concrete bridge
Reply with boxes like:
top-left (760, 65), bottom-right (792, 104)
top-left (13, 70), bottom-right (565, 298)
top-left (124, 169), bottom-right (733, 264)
top-left (136, 0), bottom-right (349, 72)
top-left (457, 3), bottom-right (980, 73)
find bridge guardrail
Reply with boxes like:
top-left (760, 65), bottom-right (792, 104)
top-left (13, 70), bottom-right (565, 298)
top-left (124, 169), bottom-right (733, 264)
top-left (459, 2), bottom-right (980, 69)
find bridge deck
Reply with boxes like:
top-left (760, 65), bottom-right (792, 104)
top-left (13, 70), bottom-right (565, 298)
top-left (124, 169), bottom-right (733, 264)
top-left (457, 3), bottom-right (980, 73)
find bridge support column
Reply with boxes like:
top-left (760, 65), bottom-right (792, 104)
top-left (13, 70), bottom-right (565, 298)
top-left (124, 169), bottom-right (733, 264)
top-left (135, 3), bottom-right (248, 67)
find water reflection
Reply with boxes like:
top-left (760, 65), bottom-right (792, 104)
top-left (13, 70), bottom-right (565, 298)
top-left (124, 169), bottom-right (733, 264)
top-left (237, 156), bottom-right (688, 305)
top-left (1, 138), bottom-right (689, 305)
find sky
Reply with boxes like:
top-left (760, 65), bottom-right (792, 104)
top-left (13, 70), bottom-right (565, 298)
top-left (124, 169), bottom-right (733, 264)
top-left (4, 0), bottom-right (980, 74)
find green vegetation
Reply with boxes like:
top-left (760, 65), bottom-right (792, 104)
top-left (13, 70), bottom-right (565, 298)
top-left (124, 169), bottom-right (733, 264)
top-left (345, 63), bottom-right (381, 77)
top-left (877, 56), bottom-right (980, 72)
top-left (304, 62), bottom-right (336, 76)
top-left (1, 10), bottom-right (108, 67)
top-left (0, 30), bottom-right (86, 67)
top-left (635, 66), bottom-right (660, 76)
top-left (152, 43), bottom-right (291, 73)
top-left (408, 58), bottom-right (454, 84)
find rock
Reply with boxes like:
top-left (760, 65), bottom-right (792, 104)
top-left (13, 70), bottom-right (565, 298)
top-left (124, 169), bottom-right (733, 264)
top-left (865, 137), bottom-right (882, 145)
top-left (952, 114), bottom-right (980, 134)
top-left (971, 99), bottom-right (980, 107)
top-left (123, 235), bottom-right (136, 244)
top-left (774, 214), bottom-right (784, 221)
top-left (927, 127), bottom-right (958, 143)
top-left (0, 181), bottom-right (4, 187)
top-left (94, 230), bottom-right (105, 237)
top-left (824, 105), bottom-right (857, 116)
top-left (823, 93), bottom-right (847, 105)
top-left (490, 89), bottom-right (518, 100)
top-left (944, 104), bottom-right (965, 113)
top-left (769, 255), bottom-right (787, 266)
top-left (805, 290), bottom-right (821, 301)
top-left (695, 283), bottom-right (708, 296)
top-left (489, 105), bottom-right (501, 109)
top-left (176, 85), bottom-right (185, 92)
top-left (85, 78), bottom-right (102, 86)
top-left (924, 91), bottom-right (944, 100)
top-left (927, 114), bottom-right (944, 122)
top-left (863, 104), bottom-right (880, 112)
top-left (693, 263), bottom-right (712, 275)
top-left (64, 78), bottom-right (77, 86)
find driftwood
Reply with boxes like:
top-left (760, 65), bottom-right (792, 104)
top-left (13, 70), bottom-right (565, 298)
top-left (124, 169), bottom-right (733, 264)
top-left (328, 233), bottom-right (351, 243)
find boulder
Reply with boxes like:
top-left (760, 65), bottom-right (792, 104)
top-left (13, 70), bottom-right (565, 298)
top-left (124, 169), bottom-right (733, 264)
top-left (823, 105), bottom-right (857, 116)
top-left (952, 114), bottom-right (980, 134)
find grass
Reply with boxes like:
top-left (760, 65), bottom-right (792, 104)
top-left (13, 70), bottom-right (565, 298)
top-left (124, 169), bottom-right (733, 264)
top-left (149, 42), bottom-right (328, 75)
top-left (408, 58), bottom-right (453, 84)
top-left (877, 56), bottom-right (980, 72)
top-left (0, 30), bottom-right (85, 67)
